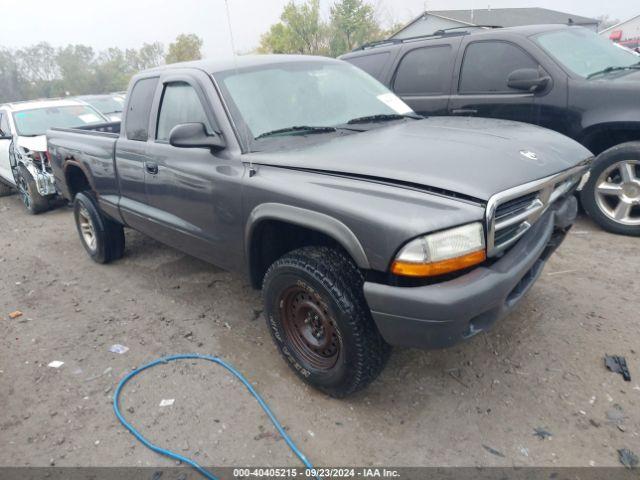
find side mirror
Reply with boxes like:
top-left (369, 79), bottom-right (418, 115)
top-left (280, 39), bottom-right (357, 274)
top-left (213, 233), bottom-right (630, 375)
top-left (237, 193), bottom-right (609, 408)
top-left (169, 123), bottom-right (225, 151)
top-left (507, 68), bottom-right (550, 92)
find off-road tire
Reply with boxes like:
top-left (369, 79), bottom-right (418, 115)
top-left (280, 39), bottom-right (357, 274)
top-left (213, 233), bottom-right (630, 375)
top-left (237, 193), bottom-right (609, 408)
top-left (580, 142), bottom-right (640, 236)
top-left (262, 246), bottom-right (390, 398)
top-left (0, 180), bottom-right (13, 197)
top-left (16, 165), bottom-right (51, 214)
top-left (73, 191), bottom-right (125, 264)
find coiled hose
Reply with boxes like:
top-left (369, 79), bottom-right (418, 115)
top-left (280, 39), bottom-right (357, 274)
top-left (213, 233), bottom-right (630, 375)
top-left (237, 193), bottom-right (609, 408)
top-left (113, 354), bottom-right (319, 480)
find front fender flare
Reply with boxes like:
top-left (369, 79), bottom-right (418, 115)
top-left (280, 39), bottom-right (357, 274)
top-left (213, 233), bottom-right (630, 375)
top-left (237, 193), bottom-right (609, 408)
top-left (245, 203), bottom-right (370, 269)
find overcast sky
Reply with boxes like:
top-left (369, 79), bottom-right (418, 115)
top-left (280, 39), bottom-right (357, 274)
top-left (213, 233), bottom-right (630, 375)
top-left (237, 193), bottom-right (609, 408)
top-left (0, 0), bottom-right (635, 57)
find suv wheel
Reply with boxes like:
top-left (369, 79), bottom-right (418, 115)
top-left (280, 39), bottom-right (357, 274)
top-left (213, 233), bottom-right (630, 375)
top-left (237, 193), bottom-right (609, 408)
top-left (16, 165), bottom-right (51, 214)
top-left (581, 142), bottom-right (640, 236)
top-left (73, 191), bottom-right (125, 263)
top-left (262, 246), bottom-right (390, 398)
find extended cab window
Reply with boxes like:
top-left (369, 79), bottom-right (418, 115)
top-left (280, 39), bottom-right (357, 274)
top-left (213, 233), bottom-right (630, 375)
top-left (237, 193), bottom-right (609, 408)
top-left (459, 41), bottom-right (538, 94)
top-left (125, 77), bottom-right (159, 141)
top-left (394, 46), bottom-right (452, 95)
top-left (156, 82), bottom-right (213, 142)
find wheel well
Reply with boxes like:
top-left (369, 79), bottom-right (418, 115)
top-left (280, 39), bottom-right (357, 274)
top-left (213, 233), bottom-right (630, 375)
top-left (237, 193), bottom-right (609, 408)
top-left (248, 220), bottom-right (352, 289)
top-left (583, 128), bottom-right (640, 156)
top-left (65, 165), bottom-right (91, 199)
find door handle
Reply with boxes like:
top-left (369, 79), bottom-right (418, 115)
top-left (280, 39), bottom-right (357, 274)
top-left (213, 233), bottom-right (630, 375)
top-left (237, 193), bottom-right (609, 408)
top-left (145, 161), bottom-right (158, 175)
top-left (451, 108), bottom-right (478, 115)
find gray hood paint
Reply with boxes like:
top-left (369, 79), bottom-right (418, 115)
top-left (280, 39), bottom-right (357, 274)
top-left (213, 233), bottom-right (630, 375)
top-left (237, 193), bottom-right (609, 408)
top-left (245, 117), bottom-right (593, 201)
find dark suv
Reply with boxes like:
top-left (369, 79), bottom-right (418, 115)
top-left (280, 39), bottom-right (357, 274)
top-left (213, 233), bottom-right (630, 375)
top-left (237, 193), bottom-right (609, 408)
top-left (342, 24), bottom-right (640, 236)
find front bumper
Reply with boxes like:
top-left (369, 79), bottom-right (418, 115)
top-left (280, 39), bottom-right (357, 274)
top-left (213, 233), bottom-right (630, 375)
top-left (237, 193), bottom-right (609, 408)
top-left (364, 195), bottom-right (577, 349)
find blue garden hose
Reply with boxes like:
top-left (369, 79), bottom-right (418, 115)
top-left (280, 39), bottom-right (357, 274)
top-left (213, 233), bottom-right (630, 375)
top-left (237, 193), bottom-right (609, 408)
top-left (113, 353), bottom-right (320, 480)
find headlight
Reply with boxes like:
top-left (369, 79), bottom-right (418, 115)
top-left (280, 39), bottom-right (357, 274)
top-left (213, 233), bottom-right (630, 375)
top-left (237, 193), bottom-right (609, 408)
top-left (391, 222), bottom-right (486, 277)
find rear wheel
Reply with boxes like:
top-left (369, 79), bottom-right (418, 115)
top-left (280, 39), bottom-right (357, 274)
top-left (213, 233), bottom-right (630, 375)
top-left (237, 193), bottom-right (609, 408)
top-left (16, 165), bottom-right (51, 214)
top-left (73, 191), bottom-right (125, 263)
top-left (262, 246), bottom-right (390, 398)
top-left (581, 142), bottom-right (640, 236)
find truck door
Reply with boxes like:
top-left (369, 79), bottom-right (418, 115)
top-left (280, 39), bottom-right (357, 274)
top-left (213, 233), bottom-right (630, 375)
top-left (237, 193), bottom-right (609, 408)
top-left (390, 39), bottom-right (460, 116)
top-left (0, 111), bottom-right (14, 185)
top-left (143, 71), bottom-right (245, 271)
top-left (115, 76), bottom-right (160, 232)
top-left (448, 39), bottom-right (538, 123)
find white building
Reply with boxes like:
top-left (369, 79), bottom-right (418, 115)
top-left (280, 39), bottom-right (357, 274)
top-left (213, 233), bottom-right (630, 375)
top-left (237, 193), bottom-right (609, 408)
top-left (600, 14), bottom-right (640, 51)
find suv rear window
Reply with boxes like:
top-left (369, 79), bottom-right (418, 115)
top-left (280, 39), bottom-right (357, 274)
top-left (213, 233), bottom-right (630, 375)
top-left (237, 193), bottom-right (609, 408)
top-left (459, 41), bottom-right (538, 94)
top-left (394, 46), bottom-right (452, 95)
top-left (347, 52), bottom-right (389, 81)
top-left (125, 77), bottom-right (159, 141)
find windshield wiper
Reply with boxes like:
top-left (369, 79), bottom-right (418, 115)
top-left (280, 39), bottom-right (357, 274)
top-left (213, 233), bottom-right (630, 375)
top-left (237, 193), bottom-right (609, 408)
top-left (255, 125), bottom-right (337, 139)
top-left (345, 113), bottom-right (421, 124)
top-left (587, 63), bottom-right (640, 79)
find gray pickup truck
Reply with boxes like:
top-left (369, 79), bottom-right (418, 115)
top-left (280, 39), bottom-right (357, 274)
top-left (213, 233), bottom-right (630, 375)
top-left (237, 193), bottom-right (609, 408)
top-left (48, 55), bottom-right (592, 397)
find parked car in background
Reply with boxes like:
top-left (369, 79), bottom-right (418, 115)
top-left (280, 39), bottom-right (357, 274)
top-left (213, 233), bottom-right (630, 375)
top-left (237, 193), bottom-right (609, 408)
top-left (48, 56), bottom-right (591, 396)
top-left (0, 99), bottom-right (108, 213)
top-left (342, 24), bottom-right (640, 236)
top-left (76, 94), bottom-right (125, 121)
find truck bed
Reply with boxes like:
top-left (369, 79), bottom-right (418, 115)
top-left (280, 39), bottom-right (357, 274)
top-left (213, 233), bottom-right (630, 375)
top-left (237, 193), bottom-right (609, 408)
top-left (47, 124), bottom-right (121, 219)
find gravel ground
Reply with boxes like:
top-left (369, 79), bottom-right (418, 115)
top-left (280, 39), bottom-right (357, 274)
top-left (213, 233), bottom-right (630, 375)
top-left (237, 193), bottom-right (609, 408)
top-left (1, 193), bottom-right (639, 470)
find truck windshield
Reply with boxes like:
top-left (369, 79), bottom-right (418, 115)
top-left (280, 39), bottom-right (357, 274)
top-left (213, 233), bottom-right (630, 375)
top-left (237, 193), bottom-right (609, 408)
top-left (214, 61), bottom-right (415, 143)
top-left (12, 105), bottom-right (105, 136)
top-left (534, 28), bottom-right (639, 78)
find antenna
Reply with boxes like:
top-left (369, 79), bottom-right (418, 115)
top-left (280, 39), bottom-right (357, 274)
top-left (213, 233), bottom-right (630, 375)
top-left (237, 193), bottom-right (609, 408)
top-left (223, 0), bottom-right (256, 170)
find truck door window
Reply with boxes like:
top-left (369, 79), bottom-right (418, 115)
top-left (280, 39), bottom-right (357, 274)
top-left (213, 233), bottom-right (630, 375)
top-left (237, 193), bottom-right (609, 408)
top-left (394, 46), bottom-right (452, 95)
top-left (125, 77), bottom-right (159, 141)
top-left (459, 41), bottom-right (538, 94)
top-left (156, 82), bottom-right (213, 142)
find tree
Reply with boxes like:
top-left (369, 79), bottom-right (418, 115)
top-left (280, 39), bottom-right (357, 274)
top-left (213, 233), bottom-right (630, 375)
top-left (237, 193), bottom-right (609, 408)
top-left (93, 48), bottom-right (132, 93)
top-left (329, 0), bottom-right (380, 56)
top-left (136, 42), bottom-right (165, 70)
top-left (55, 44), bottom-right (95, 95)
top-left (258, 0), bottom-right (329, 55)
top-left (0, 49), bottom-right (25, 103)
top-left (165, 34), bottom-right (203, 64)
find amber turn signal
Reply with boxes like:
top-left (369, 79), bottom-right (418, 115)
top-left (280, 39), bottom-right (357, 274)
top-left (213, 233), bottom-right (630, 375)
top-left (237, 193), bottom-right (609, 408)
top-left (391, 249), bottom-right (487, 277)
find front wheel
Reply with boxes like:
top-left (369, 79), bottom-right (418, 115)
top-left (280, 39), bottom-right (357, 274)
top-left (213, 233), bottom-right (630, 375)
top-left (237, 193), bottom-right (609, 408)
top-left (16, 165), bottom-right (51, 214)
top-left (581, 143), bottom-right (640, 236)
top-left (73, 191), bottom-right (125, 264)
top-left (262, 246), bottom-right (390, 398)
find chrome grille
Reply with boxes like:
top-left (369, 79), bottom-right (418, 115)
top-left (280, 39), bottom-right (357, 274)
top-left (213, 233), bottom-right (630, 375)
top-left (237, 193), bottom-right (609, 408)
top-left (486, 164), bottom-right (588, 257)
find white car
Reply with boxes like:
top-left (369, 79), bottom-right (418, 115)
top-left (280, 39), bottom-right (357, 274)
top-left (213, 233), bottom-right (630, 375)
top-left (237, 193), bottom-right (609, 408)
top-left (0, 99), bottom-right (108, 213)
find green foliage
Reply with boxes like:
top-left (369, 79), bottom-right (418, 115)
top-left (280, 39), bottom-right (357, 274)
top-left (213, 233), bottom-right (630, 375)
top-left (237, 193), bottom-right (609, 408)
top-left (329, 0), bottom-right (380, 56)
top-left (258, 0), bottom-right (388, 57)
top-left (259, 0), bottom-right (329, 55)
top-left (165, 34), bottom-right (204, 64)
top-left (0, 38), bottom-right (174, 103)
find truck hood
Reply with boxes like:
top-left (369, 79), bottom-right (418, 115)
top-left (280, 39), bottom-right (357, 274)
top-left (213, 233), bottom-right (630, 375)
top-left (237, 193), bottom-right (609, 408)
top-left (245, 117), bottom-right (592, 201)
top-left (17, 135), bottom-right (47, 152)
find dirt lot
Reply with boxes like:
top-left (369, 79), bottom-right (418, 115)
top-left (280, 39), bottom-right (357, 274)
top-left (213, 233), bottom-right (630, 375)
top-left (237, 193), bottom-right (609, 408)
top-left (1, 192), bottom-right (639, 470)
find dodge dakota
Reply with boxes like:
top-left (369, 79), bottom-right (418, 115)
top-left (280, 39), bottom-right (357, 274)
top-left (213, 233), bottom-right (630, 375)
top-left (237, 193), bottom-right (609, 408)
top-left (48, 55), bottom-right (592, 397)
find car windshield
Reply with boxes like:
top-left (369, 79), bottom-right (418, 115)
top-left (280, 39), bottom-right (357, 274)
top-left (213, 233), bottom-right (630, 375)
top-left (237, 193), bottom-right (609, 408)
top-left (534, 28), bottom-right (639, 78)
top-left (82, 96), bottom-right (125, 115)
top-left (12, 105), bottom-right (105, 136)
top-left (214, 61), bottom-right (415, 144)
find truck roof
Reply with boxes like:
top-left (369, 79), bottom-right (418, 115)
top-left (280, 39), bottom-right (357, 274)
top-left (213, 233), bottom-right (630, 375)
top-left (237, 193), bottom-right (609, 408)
top-left (141, 54), bottom-right (341, 76)
top-left (0, 98), bottom-right (92, 112)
